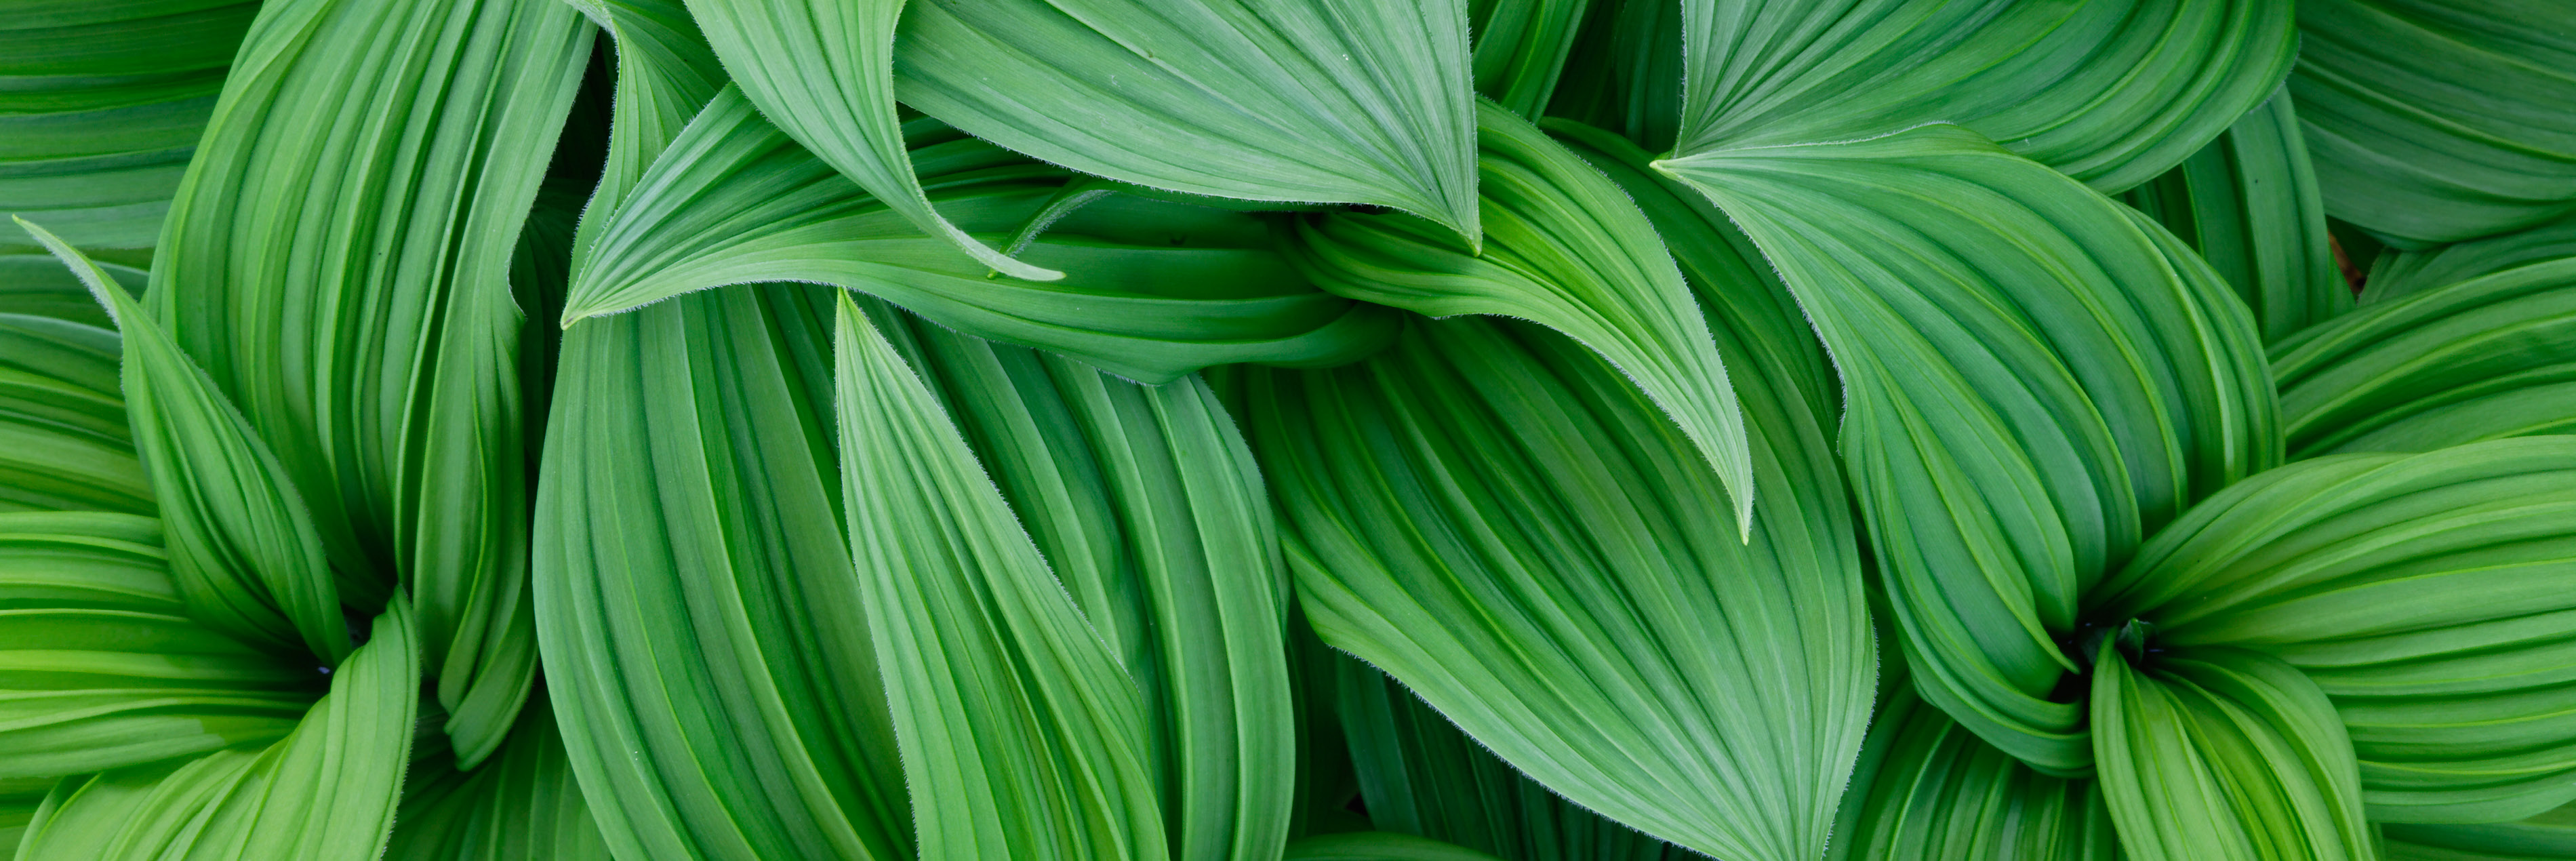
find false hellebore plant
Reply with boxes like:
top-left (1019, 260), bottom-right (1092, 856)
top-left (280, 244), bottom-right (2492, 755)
top-left (3, 0), bottom-right (2575, 860)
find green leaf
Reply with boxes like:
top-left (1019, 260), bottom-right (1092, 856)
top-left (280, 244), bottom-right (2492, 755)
top-left (893, 0), bottom-right (1481, 241)
top-left (146, 0), bottom-right (597, 762)
top-left (384, 692), bottom-right (611, 861)
top-left (1471, 0), bottom-right (1592, 119)
top-left (2091, 437), bottom-right (2576, 823)
top-left (0, 254), bottom-right (137, 329)
top-left (2291, 0), bottom-right (2576, 246)
top-left (2385, 802), bottom-right (2576, 860)
top-left (0, 1), bottom-right (257, 252)
top-left (1246, 309), bottom-right (1872, 860)
top-left (14, 597), bottom-right (419, 861)
top-left (1543, 0), bottom-right (1680, 153)
top-left (682, 0), bottom-right (1055, 280)
top-left (1285, 832), bottom-right (1509, 861)
top-left (1661, 124), bottom-right (2278, 774)
top-left (1287, 102), bottom-right (1755, 532)
top-left (1337, 658), bottom-right (1679, 861)
top-left (0, 311), bottom-right (147, 516)
top-left (855, 296), bottom-right (1294, 861)
top-left (1830, 683), bottom-right (2119, 861)
top-left (25, 217), bottom-right (348, 665)
top-left (830, 291), bottom-right (1165, 860)
top-left (0, 512), bottom-right (315, 779)
top-left (2122, 87), bottom-right (2352, 343)
top-left (2273, 256), bottom-right (2576, 457)
top-left (534, 285), bottom-right (909, 861)
top-left (560, 87), bottom-right (1394, 382)
top-left (2364, 216), bottom-right (2576, 305)
top-left (2090, 645), bottom-right (2375, 861)
top-left (1673, 0), bottom-right (2295, 192)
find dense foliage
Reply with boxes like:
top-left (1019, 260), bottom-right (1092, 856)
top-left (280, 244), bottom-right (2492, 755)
top-left (3, 1), bottom-right (2575, 860)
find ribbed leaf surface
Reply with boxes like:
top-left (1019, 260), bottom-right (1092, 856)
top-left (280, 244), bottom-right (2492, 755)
top-left (2122, 87), bottom-right (2351, 343)
top-left (385, 694), bottom-right (611, 861)
top-left (2274, 258), bottom-right (2576, 457)
top-left (2091, 646), bottom-right (2374, 861)
top-left (1831, 684), bottom-right (2119, 861)
top-left (0, 311), bottom-right (145, 515)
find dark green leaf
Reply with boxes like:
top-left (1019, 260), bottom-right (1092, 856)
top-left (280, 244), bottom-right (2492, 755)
top-left (2274, 256), bottom-right (2576, 457)
top-left (2122, 87), bottom-right (2352, 343)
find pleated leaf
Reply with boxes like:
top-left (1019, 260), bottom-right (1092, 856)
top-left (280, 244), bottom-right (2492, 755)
top-left (2274, 257), bottom-right (2576, 457)
top-left (830, 291), bottom-right (1166, 861)
top-left (2364, 216), bottom-right (2576, 305)
top-left (534, 285), bottom-right (909, 861)
top-left (1543, 0), bottom-right (1681, 153)
top-left (1830, 683), bottom-right (2120, 861)
top-left (1672, 0), bottom-right (2296, 192)
top-left (2291, 0), bottom-right (2576, 246)
top-left (1471, 0), bottom-right (1592, 119)
top-left (0, 311), bottom-right (146, 515)
top-left (0, 1), bottom-right (256, 251)
top-left (0, 254), bottom-right (136, 329)
top-left (1246, 308), bottom-right (1872, 860)
top-left (26, 218), bottom-right (348, 665)
top-left (1285, 833), bottom-right (1509, 861)
top-left (561, 87), bottom-right (1394, 382)
top-left (683, 0), bottom-right (1054, 280)
top-left (2090, 646), bottom-right (2375, 861)
top-left (14, 599), bottom-right (418, 861)
top-left (2121, 87), bottom-right (2352, 343)
top-left (892, 0), bottom-right (1481, 239)
top-left (2091, 437), bottom-right (2576, 823)
top-left (1287, 102), bottom-right (1754, 532)
top-left (856, 296), bottom-right (1293, 861)
top-left (1661, 124), bottom-right (2278, 773)
top-left (147, 0), bottom-right (595, 763)
top-left (2384, 802), bottom-right (2576, 860)
top-left (384, 692), bottom-right (611, 861)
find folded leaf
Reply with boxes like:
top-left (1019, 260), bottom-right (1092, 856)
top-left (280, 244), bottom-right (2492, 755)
top-left (15, 598), bottom-right (418, 861)
top-left (1247, 309), bottom-right (1872, 860)
top-left (2384, 801), bottom-right (2576, 860)
top-left (1288, 102), bottom-right (1754, 532)
top-left (0, 777), bottom-right (45, 858)
top-left (0, 254), bottom-right (136, 329)
top-left (1285, 832), bottom-right (1509, 861)
top-left (385, 692), bottom-right (611, 861)
top-left (857, 296), bottom-right (1293, 861)
top-left (1674, 0), bottom-right (2295, 191)
top-left (2093, 437), bottom-right (2576, 823)
top-left (2291, 0), bottom-right (2576, 245)
top-left (0, 1), bottom-right (257, 251)
top-left (1662, 124), bottom-right (2278, 773)
top-left (1831, 683), bottom-right (2119, 861)
top-left (893, 0), bottom-right (1481, 239)
top-left (0, 312), bottom-right (146, 515)
top-left (2364, 216), bottom-right (2576, 304)
top-left (27, 218), bottom-right (348, 664)
top-left (2091, 645), bottom-right (2373, 861)
top-left (534, 285), bottom-right (909, 861)
top-left (1472, 0), bottom-right (1592, 119)
top-left (830, 291), bottom-right (1165, 861)
top-left (1544, 0), bottom-right (1680, 153)
top-left (2122, 87), bottom-right (2352, 343)
top-left (562, 87), bottom-right (1394, 382)
top-left (2273, 257), bottom-right (2576, 456)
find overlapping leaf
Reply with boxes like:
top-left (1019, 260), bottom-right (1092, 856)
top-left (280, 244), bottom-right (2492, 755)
top-left (386, 693), bottom-right (611, 861)
top-left (891, 0), bottom-right (1481, 239)
top-left (2122, 87), bottom-right (2351, 343)
top-left (1663, 124), bottom-right (2278, 773)
top-left (2364, 216), bottom-right (2576, 304)
top-left (1287, 102), bottom-right (1754, 530)
top-left (2291, 0), bottom-right (2576, 246)
top-left (1670, 0), bottom-right (2295, 191)
top-left (561, 87), bottom-right (1394, 382)
top-left (1544, 0), bottom-right (1681, 152)
top-left (1283, 833), bottom-right (1507, 861)
top-left (0, 1), bottom-right (256, 252)
top-left (2274, 255), bottom-right (2576, 457)
top-left (0, 254), bottom-right (133, 329)
top-left (1470, 0), bottom-right (1591, 119)
top-left (0, 310), bottom-right (145, 515)
top-left (2384, 802), bottom-right (2576, 860)
top-left (1830, 683), bottom-right (2119, 861)
top-left (148, 0), bottom-right (595, 763)
top-left (2091, 437), bottom-right (2576, 823)
top-left (1247, 307), bottom-right (1870, 860)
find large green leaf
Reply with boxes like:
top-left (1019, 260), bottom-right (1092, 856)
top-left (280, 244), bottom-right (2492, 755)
top-left (146, 0), bottom-right (595, 764)
top-left (0, 254), bottom-right (135, 329)
top-left (1830, 682), bottom-right (2119, 861)
top-left (2364, 216), bottom-right (2576, 304)
top-left (2273, 258), bottom-right (2576, 457)
top-left (2091, 437), bottom-right (2576, 823)
top-left (1670, 0), bottom-right (2295, 192)
top-left (891, 0), bottom-right (1481, 239)
top-left (534, 285), bottom-right (909, 861)
top-left (1247, 309), bottom-right (1870, 860)
top-left (830, 291), bottom-right (1164, 861)
top-left (1337, 659), bottom-right (1680, 861)
top-left (1287, 102), bottom-right (1754, 531)
top-left (26, 219), bottom-right (348, 665)
top-left (0, 1), bottom-right (256, 252)
top-left (2090, 645), bottom-right (2373, 861)
top-left (0, 311), bottom-right (146, 516)
top-left (2122, 87), bottom-right (2351, 343)
top-left (559, 87), bottom-right (1394, 382)
top-left (856, 296), bottom-right (1294, 861)
top-left (385, 692), bottom-right (611, 861)
top-left (2385, 802), bottom-right (2576, 860)
top-left (1662, 124), bottom-right (2278, 773)
top-left (2291, 0), bottom-right (2576, 246)
top-left (14, 598), bottom-right (419, 861)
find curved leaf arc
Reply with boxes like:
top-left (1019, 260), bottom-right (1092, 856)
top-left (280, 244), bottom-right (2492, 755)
top-left (2272, 257), bottom-right (2576, 458)
top-left (2120, 87), bottom-right (2351, 344)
